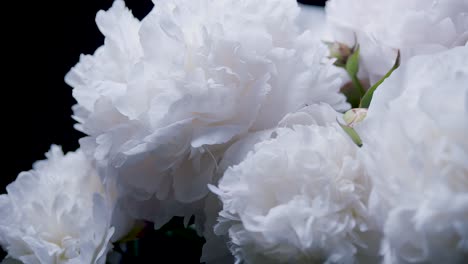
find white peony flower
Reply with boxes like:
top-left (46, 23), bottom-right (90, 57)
top-left (65, 0), bottom-right (143, 133)
top-left (358, 46), bottom-right (468, 263)
top-left (325, 0), bottom-right (468, 82)
top-left (212, 104), bottom-right (380, 264)
top-left (66, 0), bottom-right (348, 226)
top-left (0, 146), bottom-right (115, 264)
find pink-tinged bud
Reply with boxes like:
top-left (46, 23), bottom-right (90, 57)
top-left (326, 41), bottom-right (353, 67)
top-left (343, 108), bottom-right (367, 127)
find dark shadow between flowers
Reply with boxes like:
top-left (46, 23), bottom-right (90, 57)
top-left (114, 217), bottom-right (206, 263)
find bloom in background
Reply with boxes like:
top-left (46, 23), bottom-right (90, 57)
top-left (212, 104), bottom-right (380, 264)
top-left (0, 146), bottom-right (114, 264)
top-left (66, 0), bottom-right (348, 228)
top-left (325, 0), bottom-right (468, 82)
top-left (358, 46), bottom-right (468, 263)
top-left (297, 4), bottom-right (327, 38)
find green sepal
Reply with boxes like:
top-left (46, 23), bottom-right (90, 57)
top-left (337, 118), bottom-right (363, 147)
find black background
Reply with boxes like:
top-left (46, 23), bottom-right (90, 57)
top-left (2, 0), bottom-right (326, 262)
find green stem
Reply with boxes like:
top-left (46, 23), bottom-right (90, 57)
top-left (351, 74), bottom-right (365, 97)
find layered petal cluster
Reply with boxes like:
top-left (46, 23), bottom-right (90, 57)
top-left (325, 0), bottom-right (468, 82)
top-left (213, 104), bottom-right (379, 264)
top-left (66, 0), bottom-right (348, 226)
top-left (0, 146), bottom-right (114, 264)
top-left (358, 46), bottom-right (468, 263)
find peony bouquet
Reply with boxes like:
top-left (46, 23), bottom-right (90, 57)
top-left (1, 0), bottom-right (467, 263)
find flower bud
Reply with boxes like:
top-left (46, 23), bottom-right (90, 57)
top-left (343, 108), bottom-right (367, 127)
top-left (326, 41), bottom-right (353, 67)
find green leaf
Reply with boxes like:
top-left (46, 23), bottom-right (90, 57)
top-left (345, 45), bottom-right (360, 77)
top-left (337, 119), bottom-right (363, 147)
top-left (360, 50), bottom-right (401, 108)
